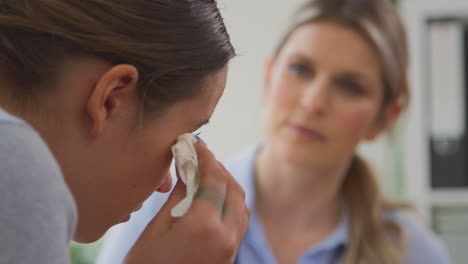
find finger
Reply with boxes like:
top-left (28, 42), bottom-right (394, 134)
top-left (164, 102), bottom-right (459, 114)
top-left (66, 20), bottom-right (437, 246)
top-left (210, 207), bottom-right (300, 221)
top-left (185, 142), bottom-right (227, 219)
top-left (217, 162), bottom-right (246, 217)
top-left (194, 186), bottom-right (224, 211)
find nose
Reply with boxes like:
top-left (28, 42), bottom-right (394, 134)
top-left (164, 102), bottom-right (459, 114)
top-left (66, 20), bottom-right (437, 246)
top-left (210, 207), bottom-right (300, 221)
top-left (300, 79), bottom-right (329, 116)
top-left (156, 171), bottom-right (173, 193)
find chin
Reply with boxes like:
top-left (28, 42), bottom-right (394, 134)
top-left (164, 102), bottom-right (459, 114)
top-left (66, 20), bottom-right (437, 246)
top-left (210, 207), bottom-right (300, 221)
top-left (284, 152), bottom-right (314, 166)
top-left (279, 141), bottom-right (324, 165)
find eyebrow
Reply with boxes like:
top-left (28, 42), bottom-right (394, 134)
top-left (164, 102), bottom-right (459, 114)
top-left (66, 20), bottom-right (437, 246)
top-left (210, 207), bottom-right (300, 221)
top-left (290, 53), bottom-right (312, 63)
top-left (291, 53), bottom-right (373, 82)
top-left (288, 53), bottom-right (317, 70)
top-left (338, 72), bottom-right (372, 85)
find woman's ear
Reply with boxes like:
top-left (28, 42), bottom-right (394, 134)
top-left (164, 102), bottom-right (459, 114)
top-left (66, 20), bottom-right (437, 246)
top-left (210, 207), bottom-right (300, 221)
top-left (86, 64), bottom-right (139, 137)
top-left (365, 98), bottom-right (402, 141)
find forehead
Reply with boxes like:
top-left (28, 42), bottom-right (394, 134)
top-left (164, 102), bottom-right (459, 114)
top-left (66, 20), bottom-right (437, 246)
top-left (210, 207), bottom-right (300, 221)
top-left (194, 68), bottom-right (227, 111)
top-left (170, 68), bottom-right (227, 125)
top-left (279, 22), bottom-right (381, 76)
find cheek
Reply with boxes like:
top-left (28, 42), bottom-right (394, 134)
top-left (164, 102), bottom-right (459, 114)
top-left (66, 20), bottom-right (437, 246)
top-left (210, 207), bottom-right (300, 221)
top-left (264, 84), bottom-right (292, 134)
top-left (138, 139), bottom-right (173, 184)
top-left (121, 129), bottom-right (175, 200)
top-left (269, 74), bottom-right (297, 107)
top-left (334, 103), bottom-right (377, 141)
top-left (266, 75), bottom-right (299, 122)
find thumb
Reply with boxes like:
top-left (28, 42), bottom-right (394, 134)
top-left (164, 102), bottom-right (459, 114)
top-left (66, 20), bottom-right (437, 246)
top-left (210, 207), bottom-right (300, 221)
top-left (145, 178), bottom-right (187, 231)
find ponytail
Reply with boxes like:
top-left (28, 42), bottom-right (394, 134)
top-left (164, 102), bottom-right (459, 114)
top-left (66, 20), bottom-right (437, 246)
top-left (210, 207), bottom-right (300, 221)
top-left (342, 155), bottom-right (408, 264)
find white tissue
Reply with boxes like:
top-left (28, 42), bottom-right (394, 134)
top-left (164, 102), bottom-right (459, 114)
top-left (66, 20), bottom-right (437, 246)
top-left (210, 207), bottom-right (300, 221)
top-left (170, 133), bottom-right (200, 217)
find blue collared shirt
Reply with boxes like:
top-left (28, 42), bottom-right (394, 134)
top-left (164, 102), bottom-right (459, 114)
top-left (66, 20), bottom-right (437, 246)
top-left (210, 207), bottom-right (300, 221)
top-left (96, 145), bottom-right (451, 264)
top-left (237, 209), bottom-right (348, 264)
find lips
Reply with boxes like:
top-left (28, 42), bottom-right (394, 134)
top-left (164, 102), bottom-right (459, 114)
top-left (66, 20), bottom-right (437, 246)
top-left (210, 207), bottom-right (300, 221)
top-left (288, 123), bottom-right (326, 141)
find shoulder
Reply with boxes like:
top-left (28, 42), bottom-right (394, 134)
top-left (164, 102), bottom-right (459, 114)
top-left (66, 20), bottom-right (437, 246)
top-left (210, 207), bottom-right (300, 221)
top-left (222, 144), bottom-right (259, 178)
top-left (223, 145), bottom-right (258, 168)
top-left (222, 145), bottom-right (259, 204)
top-left (0, 110), bottom-right (70, 198)
top-left (0, 109), bottom-right (77, 263)
top-left (385, 210), bottom-right (451, 264)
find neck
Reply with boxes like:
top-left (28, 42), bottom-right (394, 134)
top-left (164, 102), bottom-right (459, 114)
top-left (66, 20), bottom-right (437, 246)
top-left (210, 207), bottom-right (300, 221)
top-left (254, 144), bottom-right (350, 229)
top-left (0, 85), bottom-right (39, 124)
top-left (0, 90), bottom-right (64, 158)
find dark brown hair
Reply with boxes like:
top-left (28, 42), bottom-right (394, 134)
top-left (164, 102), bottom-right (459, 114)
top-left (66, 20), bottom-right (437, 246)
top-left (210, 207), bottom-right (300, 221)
top-left (274, 0), bottom-right (411, 263)
top-left (0, 0), bottom-right (235, 112)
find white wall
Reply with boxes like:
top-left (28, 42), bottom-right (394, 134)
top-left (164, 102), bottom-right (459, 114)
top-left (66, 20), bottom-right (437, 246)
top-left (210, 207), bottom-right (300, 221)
top-left (202, 0), bottom-right (303, 159)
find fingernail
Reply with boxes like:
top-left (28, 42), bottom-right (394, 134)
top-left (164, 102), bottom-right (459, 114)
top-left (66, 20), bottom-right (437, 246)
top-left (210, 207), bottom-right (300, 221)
top-left (195, 136), bottom-right (207, 147)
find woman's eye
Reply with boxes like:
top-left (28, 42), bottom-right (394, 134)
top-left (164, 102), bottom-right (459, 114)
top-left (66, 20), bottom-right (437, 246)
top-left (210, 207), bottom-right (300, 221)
top-left (339, 81), bottom-right (365, 96)
top-left (289, 63), bottom-right (310, 76)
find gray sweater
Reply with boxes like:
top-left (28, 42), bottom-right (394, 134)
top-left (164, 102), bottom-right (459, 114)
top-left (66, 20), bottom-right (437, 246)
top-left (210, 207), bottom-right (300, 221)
top-left (0, 108), bottom-right (77, 264)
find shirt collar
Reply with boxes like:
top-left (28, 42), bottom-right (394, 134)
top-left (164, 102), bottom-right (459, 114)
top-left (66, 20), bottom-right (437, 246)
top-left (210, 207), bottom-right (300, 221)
top-left (308, 209), bottom-right (350, 254)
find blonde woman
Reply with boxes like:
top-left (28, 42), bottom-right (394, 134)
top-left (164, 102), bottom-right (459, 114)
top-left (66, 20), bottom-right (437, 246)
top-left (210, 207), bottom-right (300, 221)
top-left (97, 0), bottom-right (449, 263)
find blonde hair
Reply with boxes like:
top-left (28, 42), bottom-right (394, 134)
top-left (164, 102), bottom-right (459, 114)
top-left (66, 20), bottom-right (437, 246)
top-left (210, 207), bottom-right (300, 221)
top-left (275, 0), bottom-right (411, 263)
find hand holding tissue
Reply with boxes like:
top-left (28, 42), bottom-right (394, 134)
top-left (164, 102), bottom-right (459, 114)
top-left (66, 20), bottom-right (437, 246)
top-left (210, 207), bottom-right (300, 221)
top-left (125, 133), bottom-right (250, 264)
top-left (171, 133), bottom-right (200, 217)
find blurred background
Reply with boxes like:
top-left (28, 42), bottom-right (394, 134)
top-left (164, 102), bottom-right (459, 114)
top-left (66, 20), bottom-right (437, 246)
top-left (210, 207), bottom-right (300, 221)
top-left (70, 0), bottom-right (468, 263)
